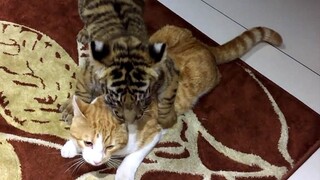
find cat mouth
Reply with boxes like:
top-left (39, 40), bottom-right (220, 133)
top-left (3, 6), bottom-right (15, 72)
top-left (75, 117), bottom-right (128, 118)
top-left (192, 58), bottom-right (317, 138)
top-left (92, 161), bottom-right (103, 166)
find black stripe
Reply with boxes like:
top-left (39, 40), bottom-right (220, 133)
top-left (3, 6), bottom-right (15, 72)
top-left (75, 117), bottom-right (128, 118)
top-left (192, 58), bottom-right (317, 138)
top-left (111, 80), bottom-right (126, 87)
top-left (130, 81), bottom-right (147, 87)
top-left (123, 16), bottom-right (143, 29)
top-left (91, 13), bottom-right (119, 25)
top-left (115, 53), bottom-right (145, 61)
top-left (116, 1), bottom-right (137, 8)
top-left (158, 102), bottom-right (175, 109)
top-left (84, 10), bottom-right (115, 22)
top-left (162, 93), bottom-right (177, 102)
top-left (130, 88), bottom-right (145, 94)
top-left (122, 6), bottom-right (141, 16)
top-left (110, 69), bottom-right (123, 79)
top-left (86, 1), bottom-right (111, 11)
top-left (131, 70), bottom-right (144, 81)
top-left (159, 111), bottom-right (172, 117)
top-left (165, 58), bottom-right (179, 76)
top-left (113, 43), bottom-right (127, 51)
top-left (115, 88), bottom-right (125, 94)
top-left (90, 22), bottom-right (123, 37)
top-left (121, 62), bottom-right (134, 72)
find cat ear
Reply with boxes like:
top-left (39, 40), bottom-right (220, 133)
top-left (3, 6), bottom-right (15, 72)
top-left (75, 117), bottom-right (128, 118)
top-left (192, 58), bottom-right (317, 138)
top-left (90, 40), bottom-right (110, 61)
top-left (149, 43), bottom-right (167, 63)
top-left (72, 95), bottom-right (88, 118)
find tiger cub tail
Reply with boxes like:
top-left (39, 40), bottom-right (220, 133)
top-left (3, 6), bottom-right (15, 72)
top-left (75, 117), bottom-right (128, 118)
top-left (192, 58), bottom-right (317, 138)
top-left (211, 27), bottom-right (282, 65)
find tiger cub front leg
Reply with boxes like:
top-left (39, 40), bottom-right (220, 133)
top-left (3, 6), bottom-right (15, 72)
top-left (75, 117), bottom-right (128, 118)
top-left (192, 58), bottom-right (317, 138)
top-left (60, 70), bottom-right (93, 124)
top-left (157, 58), bottom-right (180, 129)
top-left (158, 98), bottom-right (177, 129)
top-left (60, 98), bottom-right (73, 124)
top-left (76, 38), bottom-right (90, 68)
top-left (60, 89), bottom-right (92, 124)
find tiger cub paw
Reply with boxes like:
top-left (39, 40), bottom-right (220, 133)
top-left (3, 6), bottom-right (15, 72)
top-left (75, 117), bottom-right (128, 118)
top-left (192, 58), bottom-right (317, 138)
top-left (158, 110), bottom-right (177, 129)
top-left (59, 99), bottom-right (73, 124)
top-left (77, 28), bottom-right (90, 44)
top-left (61, 140), bottom-right (78, 158)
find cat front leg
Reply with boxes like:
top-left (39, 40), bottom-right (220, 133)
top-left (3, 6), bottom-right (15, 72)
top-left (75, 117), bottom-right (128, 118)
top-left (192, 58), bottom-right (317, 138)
top-left (61, 140), bottom-right (80, 158)
top-left (115, 131), bottom-right (163, 180)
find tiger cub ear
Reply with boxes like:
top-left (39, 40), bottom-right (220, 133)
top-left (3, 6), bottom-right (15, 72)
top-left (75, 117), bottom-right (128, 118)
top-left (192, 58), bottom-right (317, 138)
top-left (90, 40), bottom-right (110, 61)
top-left (72, 95), bottom-right (88, 118)
top-left (149, 43), bottom-right (167, 63)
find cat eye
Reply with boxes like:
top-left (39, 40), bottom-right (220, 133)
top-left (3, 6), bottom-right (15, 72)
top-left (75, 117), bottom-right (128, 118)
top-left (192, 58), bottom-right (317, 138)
top-left (105, 145), bottom-right (115, 149)
top-left (84, 141), bottom-right (93, 147)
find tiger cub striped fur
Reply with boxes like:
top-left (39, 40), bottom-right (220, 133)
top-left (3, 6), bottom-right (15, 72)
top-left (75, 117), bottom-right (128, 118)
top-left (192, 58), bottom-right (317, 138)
top-left (77, 0), bottom-right (147, 44)
top-left (60, 0), bottom-right (179, 128)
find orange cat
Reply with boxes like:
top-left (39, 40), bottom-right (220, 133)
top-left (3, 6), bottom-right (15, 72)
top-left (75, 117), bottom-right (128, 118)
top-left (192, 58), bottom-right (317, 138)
top-left (149, 25), bottom-right (282, 117)
top-left (61, 25), bottom-right (282, 179)
top-left (61, 95), bottom-right (162, 180)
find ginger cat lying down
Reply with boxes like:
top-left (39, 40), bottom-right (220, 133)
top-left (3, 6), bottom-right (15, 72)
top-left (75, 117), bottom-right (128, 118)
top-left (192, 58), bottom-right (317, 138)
top-left (61, 25), bottom-right (282, 179)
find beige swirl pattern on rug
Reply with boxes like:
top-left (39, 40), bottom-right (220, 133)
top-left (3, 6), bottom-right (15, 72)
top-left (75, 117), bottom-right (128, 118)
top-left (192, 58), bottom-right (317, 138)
top-left (0, 21), bottom-right (77, 139)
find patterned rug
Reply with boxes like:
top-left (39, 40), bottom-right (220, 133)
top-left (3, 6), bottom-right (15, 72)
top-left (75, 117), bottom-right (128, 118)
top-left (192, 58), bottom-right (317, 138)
top-left (0, 0), bottom-right (319, 179)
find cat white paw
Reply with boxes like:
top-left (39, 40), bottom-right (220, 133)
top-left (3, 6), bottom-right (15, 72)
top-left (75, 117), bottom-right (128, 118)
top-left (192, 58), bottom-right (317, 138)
top-left (115, 167), bottom-right (135, 180)
top-left (61, 140), bottom-right (78, 158)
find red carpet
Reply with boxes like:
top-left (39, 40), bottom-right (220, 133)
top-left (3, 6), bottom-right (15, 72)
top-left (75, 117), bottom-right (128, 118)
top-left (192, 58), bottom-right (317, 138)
top-left (0, 0), bottom-right (319, 179)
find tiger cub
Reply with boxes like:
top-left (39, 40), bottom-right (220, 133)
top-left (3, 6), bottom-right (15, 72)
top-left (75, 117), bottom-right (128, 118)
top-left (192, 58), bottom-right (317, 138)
top-left (60, 25), bottom-right (282, 180)
top-left (60, 0), bottom-right (179, 128)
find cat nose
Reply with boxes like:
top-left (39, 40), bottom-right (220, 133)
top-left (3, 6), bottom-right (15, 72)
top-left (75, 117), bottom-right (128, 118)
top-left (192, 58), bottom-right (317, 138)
top-left (93, 160), bottom-right (102, 166)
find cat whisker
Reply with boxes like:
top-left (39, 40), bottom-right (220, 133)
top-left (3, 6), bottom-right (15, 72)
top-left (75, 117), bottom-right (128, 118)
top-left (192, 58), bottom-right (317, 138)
top-left (60, 157), bottom-right (83, 170)
top-left (64, 158), bottom-right (84, 173)
top-left (110, 158), bottom-right (122, 163)
top-left (99, 167), bottom-right (111, 172)
top-left (65, 157), bottom-right (83, 165)
top-left (64, 161), bottom-right (80, 173)
top-left (111, 159), bottom-right (121, 166)
top-left (107, 158), bottom-right (121, 168)
top-left (72, 159), bottom-right (85, 174)
top-left (110, 157), bottom-right (122, 163)
top-left (107, 159), bottom-right (118, 169)
top-left (106, 160), bottom-right (115, 168)
top-left (71, 160), bottom-right (85, 174)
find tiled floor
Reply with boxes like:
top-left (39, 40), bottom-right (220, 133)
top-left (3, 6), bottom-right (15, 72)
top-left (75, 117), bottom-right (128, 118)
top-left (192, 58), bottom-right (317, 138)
top-left (157, 0), bottom-right (320, 179)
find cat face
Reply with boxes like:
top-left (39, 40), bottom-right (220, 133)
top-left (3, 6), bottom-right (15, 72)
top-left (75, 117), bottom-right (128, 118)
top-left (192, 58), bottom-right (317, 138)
top-left (70, 95), bottom-right (128, 166)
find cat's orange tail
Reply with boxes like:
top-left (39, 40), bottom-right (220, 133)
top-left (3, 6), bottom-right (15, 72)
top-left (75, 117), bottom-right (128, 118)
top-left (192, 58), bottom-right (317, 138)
top-left (211, 27), bottom-right (282, 65)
